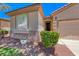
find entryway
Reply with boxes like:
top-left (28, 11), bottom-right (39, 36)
top-left (45, 21), bottom-right (51, 31)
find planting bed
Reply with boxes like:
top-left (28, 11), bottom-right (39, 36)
top-left (0, 37), bottom-right (74, 56)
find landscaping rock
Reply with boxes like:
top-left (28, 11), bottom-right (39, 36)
top-left (38, 52), bottom-right (45, 56)
top-left (0, 37), bottom-right (54, 56)
top-left (0, 44), bottom-right (6, 47)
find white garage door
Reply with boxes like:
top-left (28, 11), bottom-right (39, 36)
top-left (59, 20), bottom-right (79, 38)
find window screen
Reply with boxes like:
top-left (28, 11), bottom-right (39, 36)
top-left (16, 14), bottom-right (28, 29)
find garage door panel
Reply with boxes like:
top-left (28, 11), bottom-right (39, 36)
top-left (59, 20), bottom-right (79, 37)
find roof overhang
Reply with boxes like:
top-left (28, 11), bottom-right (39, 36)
top-left (0, 18), bottom-right (9, 22)
top-left (51, 3), bottom-right (77, 16)
top-left (6, 3), bottom-right (44, 17)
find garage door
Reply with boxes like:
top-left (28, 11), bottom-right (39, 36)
top-left (58, 20), bottom-right (79, 38)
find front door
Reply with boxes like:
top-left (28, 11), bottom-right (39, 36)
top-left (45, 21), bottom-right (51, 31)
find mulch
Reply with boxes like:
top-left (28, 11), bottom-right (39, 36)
top-left (55, 44), bottom-right (75, 56)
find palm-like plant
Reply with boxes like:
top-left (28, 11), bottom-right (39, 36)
top-left (0, 3), bottom-right (10, 11)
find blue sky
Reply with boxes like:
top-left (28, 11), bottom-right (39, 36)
top-left (0, 3), bottom-right (67, 19)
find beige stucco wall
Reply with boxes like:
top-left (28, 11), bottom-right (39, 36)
top-left (38, 11), bottom-right (44, 31)
top-left (0, 20), bottom-right (10, 31)
top-left (28, 11), bottom-right (38, 31)
top-left (0, 20), bottom-right (10, 37)
top-left (55, 4), bottom-right (79, 20)
top-left (11, 10), bottom-right (44, 32)
top-left (10, 16), bottom-right (16, 32)
top-left (10, 10), bottom-right (44, 40)
top-left (28, 11), bottom-right (44, 32)
top-left (53, 4), bottom-right (79, 37)
top-left (53, 20), bottom-right (58, 32)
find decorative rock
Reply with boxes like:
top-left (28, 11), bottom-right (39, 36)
top-left (28, 45), bottom-right (32, 48)
top-left (15, 42), bottom-right (20, 45)
top-left (0, 44), bottom-right (6, 47)
top-left (8, 43), bottom-right (14, 46)
top-left (33, 42), bottom-right (38, 46)
top-left (0, 38), bottom-right (54, 56)
top-left (38, 52), bottom-right (45, 56)
top-left (20, 49), bottom-right (26, 54)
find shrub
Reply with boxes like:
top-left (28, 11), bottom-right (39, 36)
top-left (0, 30), bottom-right (8, 34)
top-left (0, 47), bottom-right (23, 56)
top-left (0, 30), bottom-right (8, 38)
top-left (40, 31), bottom-right (59, 48)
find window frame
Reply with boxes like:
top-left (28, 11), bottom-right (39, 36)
top-left (15, 13), bottom-right (28, 30)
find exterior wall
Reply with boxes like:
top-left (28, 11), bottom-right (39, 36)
top-left (44, 17), bottom-right (51, 21)
top-left (38, 11), bottom-right (44, 31)
top-left (53, 4), bottom-right (79, 32)
top-left (28, 10), bottom-right (44, 32)
top-left (10, 10), bottom-right (44, 40)
top-left (0, 20), bottom-right (10, 37)
top-left (7, 4), bottom-right (44, 41)
top-left (53, 4), bottom-right (79, 37)
top-left (0, 20), bottom-right (10, 31)
top-left (10, 16), bottom-right (16, 32)
top-left (11, 11), bottom-right (44, 32)
top-left (28, 11), bottom-right (38, 31)
top-left (55, 4), bottom-right (79, 20)
top-left (53, 20), bottom-right (58, 32)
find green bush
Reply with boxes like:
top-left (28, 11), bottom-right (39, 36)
top-left (0, 30), bottom-right (8, 34)
top-left (40, 31), bottom-right (59, 48)
top-left (0, 30), bottom-right (8, 38)
top-left (0, 47), bottom-right (23, 56)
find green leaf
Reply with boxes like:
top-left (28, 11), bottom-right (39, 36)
top-left (40, 31), bottom-right (59, 48)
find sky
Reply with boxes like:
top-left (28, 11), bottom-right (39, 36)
top-left (0, 3), bottom-right (67, 19)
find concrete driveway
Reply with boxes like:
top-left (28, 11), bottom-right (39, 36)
top-left (58, 38), bottom-right (79, 56)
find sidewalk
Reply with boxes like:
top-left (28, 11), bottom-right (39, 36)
top-left (59, 39), bottom-right (79, 56)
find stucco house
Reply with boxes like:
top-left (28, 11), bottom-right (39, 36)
top-left (7, 3), bottom-right (46, 43)
top-left (0, 18), bottom-right (10, 31)
top-left (6, 3), bottom-right (79, 43)
top-left (0, 18), bottom-right (10, 36)
top-left (51, 3), bottom-right (79, 38)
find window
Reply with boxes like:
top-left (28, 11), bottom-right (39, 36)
top-left (16, 14), bottom-right (28, 30)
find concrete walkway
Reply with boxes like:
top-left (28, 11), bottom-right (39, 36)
top-left (58, 39), bottom-right (79, 56)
